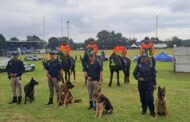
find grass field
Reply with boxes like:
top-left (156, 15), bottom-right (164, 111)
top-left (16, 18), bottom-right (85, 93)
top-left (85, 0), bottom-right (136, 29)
top-left (0, 49), bottom-right (190, 122)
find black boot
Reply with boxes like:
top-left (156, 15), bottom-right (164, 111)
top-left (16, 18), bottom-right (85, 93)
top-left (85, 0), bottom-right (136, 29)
top-left (46, 98), bottom-right (53, 105)
top-left (88, 101), bottom-right (93, 109)
top-left (17, 96), bottom-right (22, 104)
top-left (150, 112), bottom-right (156, 117)
top-left (9, 96), bottom-right (17, 104)
top-left (141, 110), bottom-right (147, 115)
top-left (57, 97), bottom-right (59, 103)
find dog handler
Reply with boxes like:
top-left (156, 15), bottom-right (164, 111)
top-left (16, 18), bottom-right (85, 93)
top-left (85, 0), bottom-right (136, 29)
top-left (133, 55), bottom-right (157, 117)
top-left (84, 53), bottom-right (103, 110)
top-left (6, 51), bottom-right (25, 104)
top-left (44, 51), bottom-right (63, 105)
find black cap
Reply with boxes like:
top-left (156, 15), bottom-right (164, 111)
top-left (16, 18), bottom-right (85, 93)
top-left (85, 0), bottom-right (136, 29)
top-left (144, 37), bottom-right (150, 41)
top-left (11, 51), bottom-right (19, 56)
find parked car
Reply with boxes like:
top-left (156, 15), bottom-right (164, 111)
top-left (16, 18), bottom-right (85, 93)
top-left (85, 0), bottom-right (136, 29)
top-left (25, 56), bottom-right (39, 61)
top-left (32, 55), bottom-right (42, 60)
top-left (24, 62), bottom-right (35, 72)
top-left (0, 57), bottom-right (35, 72)
top-left (0, 57), bottom-right (10, 72)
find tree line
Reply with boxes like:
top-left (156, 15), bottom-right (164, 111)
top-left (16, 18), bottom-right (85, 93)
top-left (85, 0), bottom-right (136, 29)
top-left (0, 30), bottom-right (190, 52)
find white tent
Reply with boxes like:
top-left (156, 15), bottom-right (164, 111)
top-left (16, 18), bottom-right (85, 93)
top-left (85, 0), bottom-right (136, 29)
top-left (130, 44), bottom-right (138, 48)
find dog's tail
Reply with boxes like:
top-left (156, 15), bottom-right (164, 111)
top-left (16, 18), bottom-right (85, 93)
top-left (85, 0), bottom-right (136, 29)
top-left (73, 99), bottom-right (82, 103)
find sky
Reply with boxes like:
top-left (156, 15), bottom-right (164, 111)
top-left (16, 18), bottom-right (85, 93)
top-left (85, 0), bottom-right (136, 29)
top-left (0, 0), bottom-right (190, 42)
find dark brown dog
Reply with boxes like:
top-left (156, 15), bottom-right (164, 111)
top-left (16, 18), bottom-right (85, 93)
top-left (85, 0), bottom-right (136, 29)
top-left (155, 86), bottom-right (168, 116)
top-left (58, 81), bottom-right (81, 107)
top-left (24, 78), bottom-right (39, 104)
top-left (94, 87), bottom-right (113, 118)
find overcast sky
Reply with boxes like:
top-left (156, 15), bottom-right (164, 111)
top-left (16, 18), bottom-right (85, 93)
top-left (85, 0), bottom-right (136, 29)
top-left (0, 0), bottom-right (190, 42)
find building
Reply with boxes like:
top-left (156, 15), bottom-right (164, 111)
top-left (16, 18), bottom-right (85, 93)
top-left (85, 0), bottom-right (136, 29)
top-left (154, 43), bottom-right (167, 49)
top-left (173, 47), bottom-right (190, 72)
top-left (6, 41), bottom-right (47, 51)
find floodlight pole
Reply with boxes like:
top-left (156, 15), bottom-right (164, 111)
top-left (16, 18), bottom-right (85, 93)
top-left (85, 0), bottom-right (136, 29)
top-left (61, 16), bottom-right (63, 44)
top-left (156, 14), bottom-right (159, 38)
top-left (43, 16), bottom-right (46, 52)
top-left (67, 19), bottom-right (70, 45)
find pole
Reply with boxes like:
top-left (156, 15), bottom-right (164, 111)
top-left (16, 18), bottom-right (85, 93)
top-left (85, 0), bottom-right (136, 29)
top-left (156, 14), bottom-right (158, 38)
top-left (61, 16), bottom-right (63, 44)
top-left (43, 16), bottom-right (46, 52)
top-left (67, 19), bottom-right (69, 45)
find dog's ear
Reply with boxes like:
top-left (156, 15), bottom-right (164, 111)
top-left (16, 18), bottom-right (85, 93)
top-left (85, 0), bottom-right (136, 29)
top-left (97, 86), bottom-right (101, 93)
top-left (31, 77), bottom-right (34, 80)
top-left (158, 86), bottom-right (161, 90)
top-left (163, 87), bottom-right (166, 91)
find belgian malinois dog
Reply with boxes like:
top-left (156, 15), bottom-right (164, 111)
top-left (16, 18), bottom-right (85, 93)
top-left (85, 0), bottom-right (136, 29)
top-left (155, 86), bottom-right (168, 116)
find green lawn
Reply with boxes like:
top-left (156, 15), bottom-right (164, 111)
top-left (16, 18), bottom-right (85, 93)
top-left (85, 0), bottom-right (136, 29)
top-left (0, 49), bottom-right (190, 122)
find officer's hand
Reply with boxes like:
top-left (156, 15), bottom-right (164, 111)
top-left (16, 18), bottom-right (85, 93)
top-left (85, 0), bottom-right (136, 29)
top-left (84, 72), bottom-right (88, 78)
top-left (154, 85), bottom-right (157, 90)
top-left (87, 77), bottom-right (92, 81)
top-left (139, 78), bottom-right (144, 81)
top-left (101, 78), bottom-right (103, 82)
top-left (47, 73), bottom-right (51, 78)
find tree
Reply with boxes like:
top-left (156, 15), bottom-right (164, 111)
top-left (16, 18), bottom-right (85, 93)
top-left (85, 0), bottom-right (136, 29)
top-left (26, 35), bottom-right (43, 41)
top-left (10, 37), bottom-right (19, 42)
top-left (48, 36), bottom-right (76, 50)
top-left (172, 36), bottom-right (182, 46)
top-left (84, 38), bottom-right (96, 45)
top-left (0, 34), bottom-right (6, 51)
top-left (48, 37), bottom-right (59, 50)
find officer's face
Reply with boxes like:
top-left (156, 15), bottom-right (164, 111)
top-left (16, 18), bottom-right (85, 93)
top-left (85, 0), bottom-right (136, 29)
top-left (12, 55), bottom-right (19, 59)
top-left (89, 55), bottom-right (95, 61)
top-left (144, 40), bottom-right (150, 44)
top-left (141, 57), bottom-right (148, 63)
top-left (50, 54), bottom-right (57, 60)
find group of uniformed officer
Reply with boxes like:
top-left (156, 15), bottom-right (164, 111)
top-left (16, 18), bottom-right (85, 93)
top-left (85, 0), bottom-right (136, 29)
top-left (6, 37), bottom-right (157, 117)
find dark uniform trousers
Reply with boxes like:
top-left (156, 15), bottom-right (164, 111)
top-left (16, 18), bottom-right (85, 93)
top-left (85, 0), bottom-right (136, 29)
top-left (138, 83), bottom-right (155, 113)
top-left (48, 77), bottom-right (60, 98)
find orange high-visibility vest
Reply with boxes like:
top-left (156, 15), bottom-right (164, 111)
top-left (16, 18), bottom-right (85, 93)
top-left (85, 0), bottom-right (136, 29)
top-left (59, 44), bottom-right (70, 56)
top-left (139, 43), bottom-right (155, 57)
top-left (86, 43), bottom-right (98, 54)
top-left (113, 45), bottom-right (127, 57)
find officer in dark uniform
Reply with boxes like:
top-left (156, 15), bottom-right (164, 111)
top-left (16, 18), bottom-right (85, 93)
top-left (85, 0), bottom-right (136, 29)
top-left (133, 55), bottom-right (157, 117)
top-left (6, 51), bottom-right (25, 104)
top-left (44, 51), bottom-right (63, 105)
top-left (84, 53), bottom-right (103, 110)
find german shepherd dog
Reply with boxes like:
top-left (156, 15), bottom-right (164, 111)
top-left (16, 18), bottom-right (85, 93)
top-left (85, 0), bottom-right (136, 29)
top-left (58, 81), bottom-right (81, 107)
top-left (155, 86), bottom-right (168, 116)
top-left (94, 87), bottom-right (113, 118)
top-left (24, 78), bottom-right (39, 104)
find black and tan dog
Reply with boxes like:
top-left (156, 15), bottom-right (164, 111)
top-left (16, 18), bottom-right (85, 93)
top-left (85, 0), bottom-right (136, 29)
top-left (24, 78), bottom-right (39, 104)
top-left (94, 87), bottom-right (113, 118)
top-left (155, 86), bottom-right (168, 116)
top-left (58, 81), bottom-right (81, 107)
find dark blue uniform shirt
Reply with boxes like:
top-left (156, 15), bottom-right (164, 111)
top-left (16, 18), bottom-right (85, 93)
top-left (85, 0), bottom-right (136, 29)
top-left (6, 59), bottom-right (25, 77)
top-left (84, 60), bottom-right (102, 81)
top-left (45, 59), bottom-right (62, 78)
top-left (133, 62), bottom-right (156, 86)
